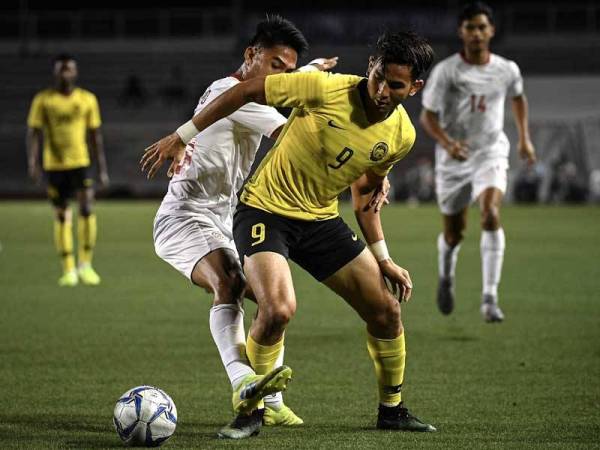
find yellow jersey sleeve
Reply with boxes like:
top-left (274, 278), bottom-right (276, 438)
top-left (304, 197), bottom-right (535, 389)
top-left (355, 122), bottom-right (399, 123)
top-left (27, 92), bottom-right (45, 129)
top-left (264, 71), bottom-right (328, 109)
top-left (86, 92), bottom-right (102, 129)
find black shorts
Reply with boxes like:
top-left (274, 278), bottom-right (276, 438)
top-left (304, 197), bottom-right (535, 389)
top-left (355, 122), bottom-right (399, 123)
top-left (233, 204), bottom-right (366, 282)
top-left (46, 167), bottom-right (93, 207)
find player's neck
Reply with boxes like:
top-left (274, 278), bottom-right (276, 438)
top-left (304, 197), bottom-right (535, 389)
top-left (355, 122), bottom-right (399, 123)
top-left (55, 83), bottom-right (76, 95)
top-left (234, 64), bottom-right (249, 82)
top-left (461, 48), bottom-right (491, 65)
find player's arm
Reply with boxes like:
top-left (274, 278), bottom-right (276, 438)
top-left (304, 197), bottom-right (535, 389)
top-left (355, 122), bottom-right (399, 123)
top-left (511, 94), bottom-right (536, 165)
top-left (141, 76), bottom-right (268, 178)
top-left (26, 127), bottom-right (43, 184)
top-left (88, 127), bottom-right (109, 188)
top-left (26, 93), bottom-right (44, 184)
top-left (297, 57), bottom-right (338, 73)
top-left (142, 72), bottom-right (326, 178)
top-left (266, 59), bottom-right (337, 141)
top-left (419, 108), bottom-right (468, 161)
top-left (351, 170), bottom-right (413, 302)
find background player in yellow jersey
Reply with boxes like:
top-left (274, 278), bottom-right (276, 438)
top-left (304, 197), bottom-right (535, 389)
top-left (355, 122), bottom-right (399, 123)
top-left (27, 54), bottom-right (109, 287)
top-left (142, 31), bottom-right (436, 434)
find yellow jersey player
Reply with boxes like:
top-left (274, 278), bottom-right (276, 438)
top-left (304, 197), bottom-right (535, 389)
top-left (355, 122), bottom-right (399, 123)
top-left (27, 54), bottom-right (109, 287)
top-left (142, 31), bottom-right (436, 434)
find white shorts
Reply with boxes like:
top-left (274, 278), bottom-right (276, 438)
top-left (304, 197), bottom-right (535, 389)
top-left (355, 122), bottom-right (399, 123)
top-left (153, 212), bottom-right (236, 280)
top-left (436, 158), bottom-right (508, 215)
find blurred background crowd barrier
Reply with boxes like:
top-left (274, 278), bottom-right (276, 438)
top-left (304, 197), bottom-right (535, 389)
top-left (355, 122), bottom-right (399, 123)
top-left (1, 0), bottom-right (599, 203)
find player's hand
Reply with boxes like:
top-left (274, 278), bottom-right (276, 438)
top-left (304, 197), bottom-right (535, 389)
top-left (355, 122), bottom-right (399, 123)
top-left (309, 57), bottom-right (339, 71)
top-left (364, 177), bottom-right (390, 213)
top-left (98, 171), bottom-right (110, 189)
top-left (519, 138), bottom-right (536, 166)
top-left (28, 161), bottom-right (42, 185)
top-left (444, 139), bottom-right (469, 161)
top-left (378, 259), bottom-right (413, 302)
top-left (140, 132), bottom-right (186, 179)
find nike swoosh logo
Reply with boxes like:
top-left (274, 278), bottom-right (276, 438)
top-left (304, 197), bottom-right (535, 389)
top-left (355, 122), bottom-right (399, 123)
top-left (328, 119), bottom-right (344, 130)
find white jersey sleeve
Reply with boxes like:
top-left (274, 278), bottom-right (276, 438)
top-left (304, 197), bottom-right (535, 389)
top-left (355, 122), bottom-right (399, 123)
top-left (422, 62), bottom-right (450, 113)
top-left (507, 61), bottom-right (524, 98)
top-left (158, 76), bottom-right (288, 222)
top-left (229, 102), bottom-right (286, 138)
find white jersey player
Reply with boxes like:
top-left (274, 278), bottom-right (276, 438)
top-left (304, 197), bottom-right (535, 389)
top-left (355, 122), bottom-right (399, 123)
top-left (147, 16), bottom-right (337, 438)
top-left (420, 2), bottom-right (536, 322)
top-left (154, 75), bottom-right (286, 274)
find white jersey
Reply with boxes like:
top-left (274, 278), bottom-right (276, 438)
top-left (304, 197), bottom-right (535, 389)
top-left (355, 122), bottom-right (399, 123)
top-left (157, 76), bottom-right (287, 228)
top-left (422, 53), bottom-right (523, 169)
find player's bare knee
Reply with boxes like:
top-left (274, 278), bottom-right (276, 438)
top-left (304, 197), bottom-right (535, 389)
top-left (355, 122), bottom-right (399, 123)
top-left (79, 203), bottom-right (93, 217)
top-left (262, 302), bottom-right (295, 330)
top-left (228, 269), bottom-right (247, 301)
top-left (382, 299), bottom-right (402, 331)
top-left (481, 207), bottom-right (500, 230)
top-left (55, 208), bottom-right (70, 223)
top-left (368, 295), bottom-right (401, 335)
top-left (444, 230), bottom-right (464, 247)
top-left (213, 270), bottom-right (246, 304)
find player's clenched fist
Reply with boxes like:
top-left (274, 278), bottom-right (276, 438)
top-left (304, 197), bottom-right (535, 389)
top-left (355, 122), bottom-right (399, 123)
top-left (444, 139), bottom-right (469, 161)
top-left (140, 132), bottom-right (186, 179)
top-left (518, 138), bottom-right (536, 166)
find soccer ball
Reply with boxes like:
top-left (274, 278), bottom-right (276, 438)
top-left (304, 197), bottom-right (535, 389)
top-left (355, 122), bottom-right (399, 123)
top-left (113, 386), bottom-right (177, 447)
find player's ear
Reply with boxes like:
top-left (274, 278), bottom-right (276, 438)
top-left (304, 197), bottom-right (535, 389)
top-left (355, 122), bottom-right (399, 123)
top-left (489, 24), bottom-right (496, 38)
top-left (244, 47), bottom-right (256, 65)
top-left (409, 79), bottom-right (424, 96)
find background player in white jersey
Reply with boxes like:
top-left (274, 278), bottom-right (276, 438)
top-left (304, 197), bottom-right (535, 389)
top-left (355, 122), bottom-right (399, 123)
top-left (420, 2), bottom-right (536, 322)
top-left (150, 15), bottom-right (337, 437)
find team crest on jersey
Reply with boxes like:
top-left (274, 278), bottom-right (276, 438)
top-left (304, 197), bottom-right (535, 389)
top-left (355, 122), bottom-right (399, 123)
top-left (370, 142), bottom-right (389, 162)
top-left (211, 231), bottom-right (227, 241)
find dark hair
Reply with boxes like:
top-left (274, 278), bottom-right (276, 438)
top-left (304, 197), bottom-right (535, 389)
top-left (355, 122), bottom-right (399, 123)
top-left (458, 2), bottom-right (494, 26)
top-left (52, 53), bottom-right (76, 66)
top-left (372, 31), bottom-right (434, 80)
top-left (249, 15), bottom-right (309, 57)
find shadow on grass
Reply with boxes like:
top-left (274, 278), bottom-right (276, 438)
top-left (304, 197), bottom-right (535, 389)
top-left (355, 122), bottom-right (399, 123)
top-left (0, 413), bottom-right (225, 448)
top-left (0, 413), bottom-right (115, 447)
top-left (443, 335), bottom-right (479, 342)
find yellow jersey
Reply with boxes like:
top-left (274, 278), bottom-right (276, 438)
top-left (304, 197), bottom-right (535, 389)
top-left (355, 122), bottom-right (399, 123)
top-left (240, 71), bottom-right (416, 220)
top-left (27, 87), bottom-right (101, 171)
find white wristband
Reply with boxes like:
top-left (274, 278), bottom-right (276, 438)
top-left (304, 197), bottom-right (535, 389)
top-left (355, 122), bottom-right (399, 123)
top-left (297, 58), bottom-right (329, 72)
top-left (296, 64), bottom-right (319, 73)
top-left (370, 240), bottom-right (390, 262)
top-left (175, 120), bottom-right (200, 145)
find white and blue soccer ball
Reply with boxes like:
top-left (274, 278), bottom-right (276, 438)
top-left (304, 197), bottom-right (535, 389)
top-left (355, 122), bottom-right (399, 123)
top-left (113, 386), bottom-right (177, 447)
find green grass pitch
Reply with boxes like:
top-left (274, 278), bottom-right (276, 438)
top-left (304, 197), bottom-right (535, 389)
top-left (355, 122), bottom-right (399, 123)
top-left (0, 201), bottom-right (599, 449)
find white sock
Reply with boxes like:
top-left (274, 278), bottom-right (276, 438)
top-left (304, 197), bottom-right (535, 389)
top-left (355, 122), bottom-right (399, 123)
top-left (480, 228), bottom-right (506, 299)
top-left (437, 233), bottom-right (461, 280)
top-left (209, 304), bottom-right (254, 389)
top-left (263, 345), bottom-right (285, 409)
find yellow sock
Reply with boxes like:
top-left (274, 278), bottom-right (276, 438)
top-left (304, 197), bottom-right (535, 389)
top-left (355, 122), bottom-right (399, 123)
top-left (54, 219), bottom-right (75, 273)
top-left (367, 332), bottom-right (406, 406)
top-left (246, 335), bottom-right (284, 375)
top-left (78, 214), bottom-right (97, 265)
